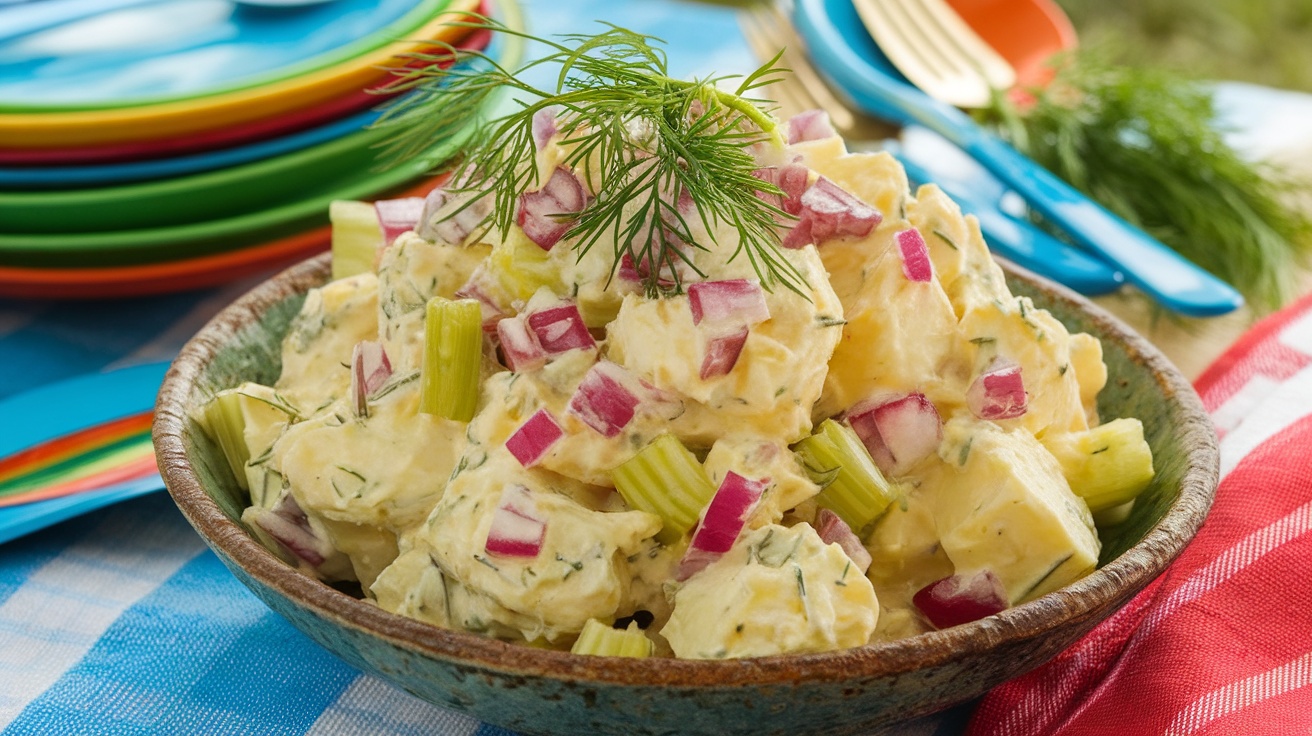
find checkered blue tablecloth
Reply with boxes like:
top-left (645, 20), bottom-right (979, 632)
top-left (5, 1), bottom-right (1310, 732)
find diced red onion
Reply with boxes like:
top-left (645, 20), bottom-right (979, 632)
top-left (782, 176), bottom-right (882, 248)
top-left (787, 109), bottom-right (838, 145)
top-left (417, 187), bottom-right (492, 245)
top-left (779, 163), bottom-right (810, 215)
top-left (753, 161), bottom-right (810, 216)
top-left (913, 570), bottom-right (1008, 629)
top-left (374, 197), bottom-right (426, 247)
top-left (618, 247), bottom-right (679, 289)
top-left (677, 471), bottom-right (767, 580)
top-left (699, 327), bottom-right (749, 380)
top-left (814, 508), bottom-right (872, 574)
top-left (496, 316), bottom-right (547, 372)
top-left (847, 392), bottom-right (942, 477)
top-left (567, 360), bottom-right (641, 437)
top-left (676, 186), bottom-right (695, 216)
top-left (455, 270), bottom-right (507, 332)
top-left (526, 303), bottom-right (596, 353)
top-left (966, 357), bottom-right (1027, 420)
top-left (252, 495), bottom-right (328, 567)
top-left (618, 253), bottom-right (644, 284)
top-left (505, 409), bottom-right (564, 467)
top-left (516, 167), bottom-right (588, 251)
top-left (532, 106), bottom-right (559, 150)
top-left (687, 279), bottom-right (770, 327)
top-left (496, 302), bottom-right (597, 372)
top-left (485, 485), bottom-right (546, 558)
top-left (349, 341), bottom-right (393, 418)
top-left (896, 227), bottom-right (933, 282)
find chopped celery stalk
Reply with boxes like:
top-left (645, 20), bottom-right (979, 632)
top-left (489, 227), bottom-right (562, 301)
top-left (329, 200), bottom-right (381, 281)
top-left (612, 433), bottom-right (716, 545)
top-left (793, 419), bottom-right (898, 532)
top-left (196, 386), bottom-right (297, 493)
top-left (419, 297), bottom-right (484, 422)
top-left (570, 619), bottom-right (653, 658)
top-left (199, 391), bottom-right (252, 491)
top-left (1047, 418), bottom-right (1155, 513)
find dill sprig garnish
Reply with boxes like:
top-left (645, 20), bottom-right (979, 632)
top-left (979, 53), bottom-right (1312, 313)
top-left (373, 19), bottom-right (806, 297)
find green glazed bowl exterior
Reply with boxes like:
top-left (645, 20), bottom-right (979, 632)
top-left (154, 253), bottom-right (1218, 736)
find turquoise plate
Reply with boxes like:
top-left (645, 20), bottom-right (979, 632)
top-left (0, 0), bottom-right (449, 110)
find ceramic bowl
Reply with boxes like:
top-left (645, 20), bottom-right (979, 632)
top-left (154, 253), bottom-right (1218, 736)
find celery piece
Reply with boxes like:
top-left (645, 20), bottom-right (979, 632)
top-left (570, 619), bottom-right (653, 658)
top-left (196, 386), bottom-right (296, 492)
top-left (1046, 418), bottom-right (1155, 513)
top-left (199, 391), bottom-right (253, 491)
top-left (612, 434), bottom-right (716, 545)
top-left (330, 200), bottom-right (382, 281)
top-left (793, 419), bottom-right (898, 532)
top-left (419, 297), bottom-right (484, 422)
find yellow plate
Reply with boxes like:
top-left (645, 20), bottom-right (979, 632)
top-left (0, 0), bottom-right (481, 149)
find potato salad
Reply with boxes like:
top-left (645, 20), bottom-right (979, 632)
top-left (198, 107), bottom-right (1155, 660)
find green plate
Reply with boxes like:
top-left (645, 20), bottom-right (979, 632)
top-left (0, 123), bottom-right (400, 234)
top-left (0, 0), bottom-right (525, 269)
top-left (0, 115), bottom-right (432, 234)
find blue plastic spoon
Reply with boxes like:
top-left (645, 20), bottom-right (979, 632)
top-left (794, 0), bottom-right (1244, 317)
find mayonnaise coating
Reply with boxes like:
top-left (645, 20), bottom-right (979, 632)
top-left (201, 115), bottom-right (1146, 657)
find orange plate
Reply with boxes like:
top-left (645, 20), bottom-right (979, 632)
top-left (946, 0), bottom-right (1077, 89)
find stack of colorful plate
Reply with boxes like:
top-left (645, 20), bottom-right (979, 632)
top-left (0, 0), bottom-right (522, 298)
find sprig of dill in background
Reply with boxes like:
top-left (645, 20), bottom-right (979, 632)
top-left (978, 53), bottom-right (1312, 313)
top-left (373, 20), bottom-right (805, 297)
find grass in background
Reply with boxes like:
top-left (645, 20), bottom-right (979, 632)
top-left (1056, 0), bottom-right (1312, 92)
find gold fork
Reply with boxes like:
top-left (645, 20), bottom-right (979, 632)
top-left (852, 0), bottom-right (1014, 108)
top-left (739, 2), bottom-right (896, 142)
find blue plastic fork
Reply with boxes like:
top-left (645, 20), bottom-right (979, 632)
top-left (794, 0), bottom-right (1244, 317)
top-left (887, 132), bottom-right (1124, 295)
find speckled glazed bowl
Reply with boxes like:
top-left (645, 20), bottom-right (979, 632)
top-left (154, 252), bottom-right (1218, 736)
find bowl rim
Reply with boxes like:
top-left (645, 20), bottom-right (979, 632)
top-left (153, 251), bottom-right (1219, 689)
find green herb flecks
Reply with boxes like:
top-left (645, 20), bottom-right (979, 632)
top-left (957, 437), bottom-right (974, 467)
top-left (931, 229), bottom-right (959, 251)
top-left (374, 19), bottom-right (807, 297)
top-left (330, 466), bottom-right (368, 499)
top-left (979, 52), bottom-right (1312, 313)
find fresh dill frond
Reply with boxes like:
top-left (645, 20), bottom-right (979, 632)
top-left (372, 18), bottom-right (806, 297)
top-left (979, 52), bottom-right (1312, 313)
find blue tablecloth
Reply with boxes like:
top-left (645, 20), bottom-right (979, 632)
top-left (0, 2), bottom-right (972, 735)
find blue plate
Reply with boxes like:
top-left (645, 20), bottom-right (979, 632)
top-left (0, 107), bottom-right (381, 189)
top-left (0, 0), bottom-right (443, 109)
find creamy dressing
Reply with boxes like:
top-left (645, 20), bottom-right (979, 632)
top-left (207, 118), bottom-right (1141, 658)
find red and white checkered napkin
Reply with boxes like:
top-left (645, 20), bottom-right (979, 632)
top-left (967, 292), bottom-right (1312, 736)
